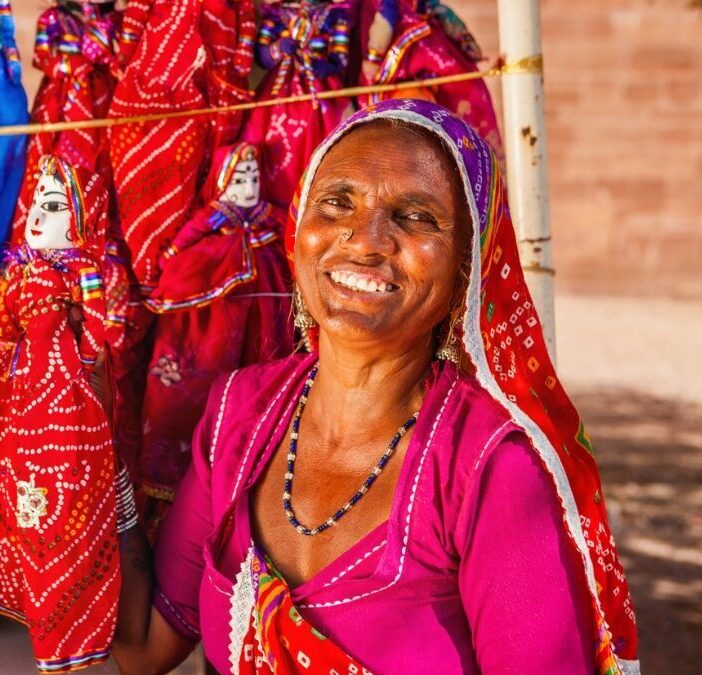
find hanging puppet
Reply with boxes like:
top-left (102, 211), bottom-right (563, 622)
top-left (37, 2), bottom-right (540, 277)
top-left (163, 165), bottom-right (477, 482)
top-left (357, 0), bottom-right (503, 159)
top-left (0, 155), bottom-right (119, 673)
top-left (115, 0), bottom-right (254, 159)
top-left (11, 1), bottom-right (121, 244)
top-left (199, 0), bottom-right (255, 153)
top-left (0, 0), bottom-right (28, 247)
top-left (243, 0), bottom-right (353, 209)
top-left (109, 0), bottom-right (208, 292)
top-left (107, 0), bottom-right (209, 486)
top-left (139, 142), bottom-right (293, 529)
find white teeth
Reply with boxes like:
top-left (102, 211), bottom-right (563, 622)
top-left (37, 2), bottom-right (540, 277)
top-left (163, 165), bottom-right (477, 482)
top-left (329, 272), bottom-right (392, 294)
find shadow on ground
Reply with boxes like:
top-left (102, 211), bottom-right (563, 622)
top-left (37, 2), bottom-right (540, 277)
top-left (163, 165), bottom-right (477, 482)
top-left (573, 388), bottom-right (702, 675)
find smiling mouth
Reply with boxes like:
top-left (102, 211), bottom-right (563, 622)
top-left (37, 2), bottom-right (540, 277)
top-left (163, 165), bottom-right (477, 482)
top-left (30, 229), bottom-right (42, 237)
top-left (329, 270), bottom-right (398, 294)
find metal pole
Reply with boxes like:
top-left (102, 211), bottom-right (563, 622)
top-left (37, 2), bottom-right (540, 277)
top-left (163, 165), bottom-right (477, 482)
top-left (496, 0), bottom-right (556, 361)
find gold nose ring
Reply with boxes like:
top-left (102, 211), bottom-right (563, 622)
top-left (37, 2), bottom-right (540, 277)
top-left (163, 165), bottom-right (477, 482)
top-left (340, 229), bottom-right (353, 242)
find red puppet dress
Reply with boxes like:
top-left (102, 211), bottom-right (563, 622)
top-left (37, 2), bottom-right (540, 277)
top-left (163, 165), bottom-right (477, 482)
top-left (0, 157), bottom-right (119, 673)
top-left (358, 0), bottom-right (503, 160)
top-left (139, 143), bottom-right (293, 520)
top-left (108, 0), bottom-right (207, 292)
top-left (199, 0), bottom-right (256, 153)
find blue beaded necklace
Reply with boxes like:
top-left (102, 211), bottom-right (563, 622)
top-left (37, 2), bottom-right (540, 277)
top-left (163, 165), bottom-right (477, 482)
top-left (283, 364), bottom-right (419, 536)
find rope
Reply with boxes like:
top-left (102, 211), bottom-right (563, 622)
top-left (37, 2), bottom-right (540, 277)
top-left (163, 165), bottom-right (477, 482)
top-left (0, 55), bottom-right (542, 137)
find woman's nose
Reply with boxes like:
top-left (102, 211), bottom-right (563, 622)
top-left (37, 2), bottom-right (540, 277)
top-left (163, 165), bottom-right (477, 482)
top-left (341, 209), bottom-right (395, 257)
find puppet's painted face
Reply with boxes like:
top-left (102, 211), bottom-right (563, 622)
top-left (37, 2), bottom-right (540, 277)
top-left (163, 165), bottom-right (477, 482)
top-left (25, 174), bottom-right (74, 250)
top-left (222, 158), bottom-right (260, 208)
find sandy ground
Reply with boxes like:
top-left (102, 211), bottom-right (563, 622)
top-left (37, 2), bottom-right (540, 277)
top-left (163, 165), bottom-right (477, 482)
top-left (555, 294), bottom-right (702, 406)
top-left (1, 293), bottom-right (701, 673)
top-left (555, 294), bottom-right (702, 674)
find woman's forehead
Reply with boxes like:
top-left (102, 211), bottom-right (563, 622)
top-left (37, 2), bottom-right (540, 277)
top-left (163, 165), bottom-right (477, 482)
top-left (313, 121), bottom-right (459, 187)
top-left (324, 119), bottom-right (450, 158)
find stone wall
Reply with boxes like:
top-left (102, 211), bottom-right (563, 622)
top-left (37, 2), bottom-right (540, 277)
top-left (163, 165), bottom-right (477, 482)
top-left (458, 0), bottom-right (702, 298)
top-left (11, 0), bottom-right (702, 298)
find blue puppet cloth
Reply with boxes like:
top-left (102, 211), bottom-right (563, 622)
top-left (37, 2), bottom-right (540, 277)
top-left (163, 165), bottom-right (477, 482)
top-left (0, 0), bottom-right (29, 248)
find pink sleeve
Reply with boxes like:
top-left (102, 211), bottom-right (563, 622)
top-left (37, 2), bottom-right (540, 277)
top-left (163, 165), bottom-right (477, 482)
top-left (458, 432), bottom-right (595, 673)
top-left (152, 377), bottom-right (228, 640)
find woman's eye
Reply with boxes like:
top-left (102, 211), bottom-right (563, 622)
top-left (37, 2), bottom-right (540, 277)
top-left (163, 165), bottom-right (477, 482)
top-left (398, 211), bottom-right (438, 227)
top-left (320, 197), bottom-right (351, 209)
top-left (252, 177), bottom-right (259, 184)
top-left (41, 201), bottom-right (68, 213)
top-left (235, 178), bottom-right (246, 185)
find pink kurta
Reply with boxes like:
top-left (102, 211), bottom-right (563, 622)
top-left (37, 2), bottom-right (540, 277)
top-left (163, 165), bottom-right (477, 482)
top-left (154, 354), bottom-right (594, 673)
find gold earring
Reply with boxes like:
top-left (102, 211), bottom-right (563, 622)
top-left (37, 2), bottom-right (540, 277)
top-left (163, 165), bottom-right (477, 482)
top-left (436, 313), bottom-right (462, 363)
top-left (293, 287), bottom-right (317, 329)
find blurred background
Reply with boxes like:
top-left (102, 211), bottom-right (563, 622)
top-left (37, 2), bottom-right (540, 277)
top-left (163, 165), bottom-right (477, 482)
top-left (2, 0), bottom-right (701, 673)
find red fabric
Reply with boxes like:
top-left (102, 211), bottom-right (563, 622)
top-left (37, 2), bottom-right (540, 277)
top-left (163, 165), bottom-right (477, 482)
top-left (358, 9), bottom-right (504, 164)
top-left (0, 161), bottom-right (118, 672)
top-left (200, 0), bottom-right (254, 153)
top-left (11, 6), bottom-right (120, 245)
top-left (102, 236), bottom-right (152, 481)
top-left (238, 547), bottom-right (368, 673)
top-left (108, 0), bottom-right (207, 291)
top-left (114, 0), bottom-right (152, 69)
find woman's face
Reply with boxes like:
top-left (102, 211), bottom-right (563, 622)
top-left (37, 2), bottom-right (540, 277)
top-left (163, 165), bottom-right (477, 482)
top-left (295, 122), bottom-right (470, 352)
top-left (25, 174), bottom-right (74, 250)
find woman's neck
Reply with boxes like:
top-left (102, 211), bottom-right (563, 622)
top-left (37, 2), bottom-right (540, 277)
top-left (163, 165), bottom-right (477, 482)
top-left (307, 332), bottom-right (434, 447)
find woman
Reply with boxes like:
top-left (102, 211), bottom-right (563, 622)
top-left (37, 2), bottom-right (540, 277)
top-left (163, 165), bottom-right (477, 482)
top-left (113, 100), bottom-right (639, 674)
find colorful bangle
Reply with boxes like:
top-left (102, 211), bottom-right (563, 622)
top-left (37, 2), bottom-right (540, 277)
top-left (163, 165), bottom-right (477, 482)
top-left (115, 462), bottom-right (138, 535)
top-left (365, 47), bottom-right (385, 64)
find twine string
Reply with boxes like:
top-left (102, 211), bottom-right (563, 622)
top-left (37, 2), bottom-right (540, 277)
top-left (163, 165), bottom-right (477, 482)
top-left (0, 55), bottom-right (542, 137)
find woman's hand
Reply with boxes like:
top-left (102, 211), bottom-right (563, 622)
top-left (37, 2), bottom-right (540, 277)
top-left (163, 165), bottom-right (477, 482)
top-left (112, 526), bottom-right (196, 675)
